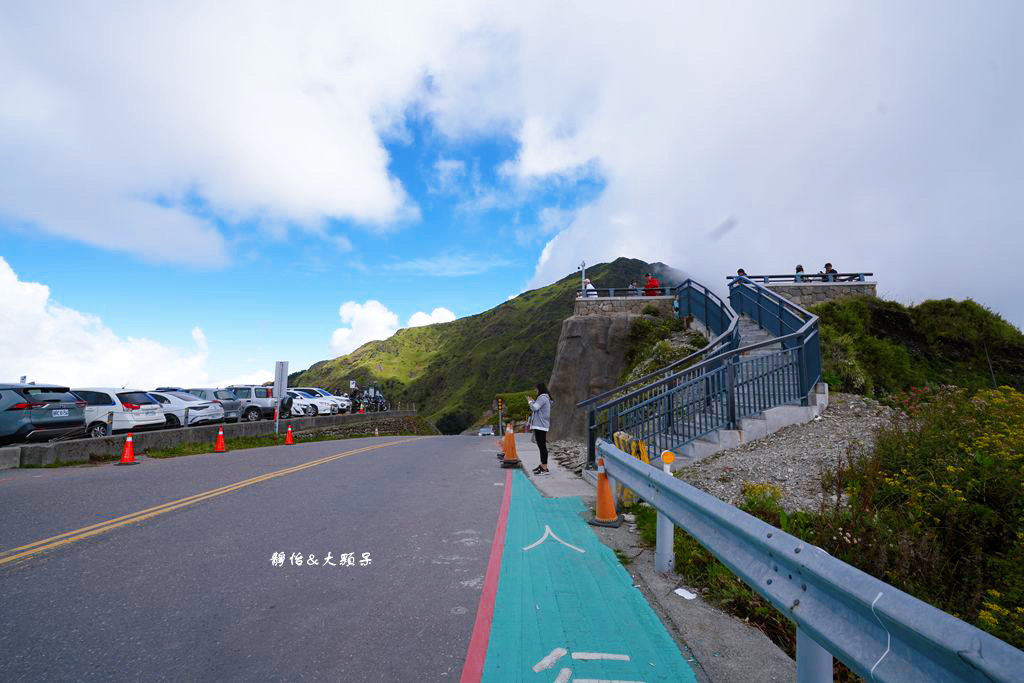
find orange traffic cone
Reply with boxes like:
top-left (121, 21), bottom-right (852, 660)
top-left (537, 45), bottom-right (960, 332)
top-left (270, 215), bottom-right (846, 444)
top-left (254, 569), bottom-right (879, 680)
top-left (214, 426), bottom-right (227, 453)
top-left (285, 424), bottom-right (294, 445)
top-left (500, 427), bottom-right (521, 469)
top-left (589, 458), bottom-right (623, 527)
top-left (359, 406), bottom-right (365, 414)
top-left (115, 432), bottom-right (138, 466)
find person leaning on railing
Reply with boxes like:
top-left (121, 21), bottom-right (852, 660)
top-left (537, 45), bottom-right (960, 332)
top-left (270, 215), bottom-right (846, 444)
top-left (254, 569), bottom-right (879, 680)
top-left (795, 264), bottom-right (805, 282)
top-left (643, 272), bottom-right (661, 296)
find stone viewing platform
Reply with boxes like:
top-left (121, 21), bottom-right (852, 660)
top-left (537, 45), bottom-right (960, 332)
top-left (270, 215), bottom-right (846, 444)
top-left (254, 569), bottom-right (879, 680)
top-left (728, 272), bottom-right (876, 308)
top-left (573, 295), bottom-right (675, 317)
top-left (766, 280), bottom-right (877, 307)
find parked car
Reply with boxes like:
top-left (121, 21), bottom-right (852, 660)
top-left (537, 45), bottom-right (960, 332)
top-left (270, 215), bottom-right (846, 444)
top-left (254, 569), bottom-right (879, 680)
top-left (147, 391), bottom-right (224, 427)
top-left (285, 391), bottom-right (316, 417)
top-left (72, 388), bottom-right (166, 438)
top-left (478, 425), bottom-right (495, 437)
top-left (293, 387), bottom-right (350, 413)
top-left (0, 383), bottom-right (86, 445)
top-left (186, 388), bottom-right (242, 422)
top-left (226, 385), bottom-right (276, 422)
top-left (292, 389), bottom-right (337, 416)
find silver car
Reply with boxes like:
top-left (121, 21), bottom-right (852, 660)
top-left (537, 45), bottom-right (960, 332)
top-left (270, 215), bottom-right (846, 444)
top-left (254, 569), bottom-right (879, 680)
top-left (187, 388), bottom-right (242, 422)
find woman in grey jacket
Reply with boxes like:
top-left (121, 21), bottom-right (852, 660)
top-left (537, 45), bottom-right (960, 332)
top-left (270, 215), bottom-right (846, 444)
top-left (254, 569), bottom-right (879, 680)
top-left (527, 383), bottom-right (552, 475)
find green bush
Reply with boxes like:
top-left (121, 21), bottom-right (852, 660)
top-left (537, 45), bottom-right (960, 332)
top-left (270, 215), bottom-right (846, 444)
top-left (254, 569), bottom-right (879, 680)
top-left (640, 304), bottom-right (662, 317)
top-left (812, 296), bottom-right (1024, 397)
top-left (636, 385), bottom-right (1024, 658)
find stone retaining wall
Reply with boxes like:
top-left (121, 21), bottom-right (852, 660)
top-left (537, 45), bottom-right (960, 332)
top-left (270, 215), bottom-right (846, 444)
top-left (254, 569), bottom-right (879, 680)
top-left (9, 411), bottom-right (416, 467)
top-left (766, 281), bottom-right (877, 308)
top-left (573, 295), bottom-right (674, 317)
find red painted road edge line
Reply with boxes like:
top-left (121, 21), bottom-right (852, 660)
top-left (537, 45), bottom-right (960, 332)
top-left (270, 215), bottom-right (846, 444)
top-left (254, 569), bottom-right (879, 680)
top-left (459, 468), bottom-right (514, 683)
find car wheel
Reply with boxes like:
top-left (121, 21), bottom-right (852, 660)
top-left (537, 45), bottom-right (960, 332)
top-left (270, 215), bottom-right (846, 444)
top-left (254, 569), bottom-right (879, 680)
top-left (243, 407), bottom-right (261, 422)
top-left (165, 414), bottom-right (181, 428)
top-left (88, 422), bottom-right (109, 438)
top-left (310, 405), bottom-right (319, 416)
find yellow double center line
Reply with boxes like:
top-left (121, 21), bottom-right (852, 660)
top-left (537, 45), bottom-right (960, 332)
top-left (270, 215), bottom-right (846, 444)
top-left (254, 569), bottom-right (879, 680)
top-left (0, 436), bottom-right (429, 567)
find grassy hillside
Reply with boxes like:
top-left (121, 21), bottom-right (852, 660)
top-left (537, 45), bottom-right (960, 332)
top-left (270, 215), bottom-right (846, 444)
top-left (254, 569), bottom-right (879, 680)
top-left (813, 296), bottom-right (1024, 396)
top-left (292, 257), bottom-right (677, 433)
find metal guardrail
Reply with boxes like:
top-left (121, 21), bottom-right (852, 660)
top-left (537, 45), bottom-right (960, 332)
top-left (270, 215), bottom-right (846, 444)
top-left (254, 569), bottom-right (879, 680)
top-left (726, 272), bottom-right (874, 284)
top-left (597, 439), bottom-right (1024, 682)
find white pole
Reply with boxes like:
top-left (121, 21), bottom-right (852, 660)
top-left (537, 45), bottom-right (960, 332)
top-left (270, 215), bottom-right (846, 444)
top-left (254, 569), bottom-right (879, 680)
top-left (656, 451), bottom-right (676, 572)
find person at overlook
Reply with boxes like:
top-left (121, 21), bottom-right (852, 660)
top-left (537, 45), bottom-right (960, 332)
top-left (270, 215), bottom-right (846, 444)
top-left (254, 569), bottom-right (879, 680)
top-left (628, 280), bottom-right (641, 296)
top-left (583, 278), bottom-right (598, 297)
top-left (818, 263), bottom-right (838, 281)
top-left (643, 272), bottom-right (661, 296)
top-left (795, 264), bottom-right (805, 282)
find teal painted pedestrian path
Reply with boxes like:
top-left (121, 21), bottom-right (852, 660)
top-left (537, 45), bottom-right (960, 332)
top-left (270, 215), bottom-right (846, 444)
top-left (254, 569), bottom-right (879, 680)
top-left (482, 472), bottom-right (696, 682)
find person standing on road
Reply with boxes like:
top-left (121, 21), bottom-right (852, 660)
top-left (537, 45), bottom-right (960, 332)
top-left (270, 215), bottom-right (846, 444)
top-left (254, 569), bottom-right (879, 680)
top-left (527, 383), bottom-right (552, 475)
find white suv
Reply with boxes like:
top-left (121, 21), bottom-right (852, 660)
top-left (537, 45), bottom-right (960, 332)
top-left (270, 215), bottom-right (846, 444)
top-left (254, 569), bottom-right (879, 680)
top-left (226, 385), bottom-right (276, 422)
top-left (73, 388), bottom-right (166, 438)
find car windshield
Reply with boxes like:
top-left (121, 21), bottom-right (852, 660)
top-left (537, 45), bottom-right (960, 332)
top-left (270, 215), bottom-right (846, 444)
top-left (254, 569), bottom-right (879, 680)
top-left (168, 391), bottom-right (201, 402)
top-left (16, 387), bottom-right (77, 403)
top-left (117, 391), bottom-right (157, 405)
top-left (214, 390), bottom-right (236, 400)
top-left (296, 390), bottom-right (317, 398)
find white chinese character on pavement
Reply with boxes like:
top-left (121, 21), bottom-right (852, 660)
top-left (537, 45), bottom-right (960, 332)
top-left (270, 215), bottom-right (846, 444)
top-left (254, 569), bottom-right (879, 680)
top-left (323, 552), bottom-right (336, 567)
top-left (307, 554), bottom-right (319, 566)
top-left (360, 552), bottom-right (372, 566)
top-left (339, 552), bottom-right (355, 567)
top-left (289, 552), bottom-right (304, 566)
top-left (270, 552), bottom-right (285, 567)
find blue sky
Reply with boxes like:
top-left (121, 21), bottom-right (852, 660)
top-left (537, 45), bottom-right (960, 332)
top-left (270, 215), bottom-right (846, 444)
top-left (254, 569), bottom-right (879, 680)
top-left (1, 108), bottom-right (604, 385)
top-left (2, 2), bottom-right (1022, 387)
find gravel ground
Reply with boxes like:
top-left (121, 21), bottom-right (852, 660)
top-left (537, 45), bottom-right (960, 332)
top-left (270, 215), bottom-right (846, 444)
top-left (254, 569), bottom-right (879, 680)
top-left (550, 392), bottom-right (893, 512)
top-left (678, 393), bottom-right (893, 512)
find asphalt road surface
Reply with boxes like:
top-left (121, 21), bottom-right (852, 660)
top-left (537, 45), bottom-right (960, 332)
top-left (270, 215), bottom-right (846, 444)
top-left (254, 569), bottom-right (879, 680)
top-left (0, 436), bottom-right (505, 681)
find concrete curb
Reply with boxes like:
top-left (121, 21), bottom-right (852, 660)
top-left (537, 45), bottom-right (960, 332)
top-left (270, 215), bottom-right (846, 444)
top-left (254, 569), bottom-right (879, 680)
top-left (15, 411), bottom-right (417, 467)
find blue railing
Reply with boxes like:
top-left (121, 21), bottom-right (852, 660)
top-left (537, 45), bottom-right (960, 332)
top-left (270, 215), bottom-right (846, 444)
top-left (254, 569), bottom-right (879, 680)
top-left (579, 276), bottom-right (821, 468)
top-left (727, 271), bottom-right (873, 283)
top-left (728, 276), bottom-right (821, 401)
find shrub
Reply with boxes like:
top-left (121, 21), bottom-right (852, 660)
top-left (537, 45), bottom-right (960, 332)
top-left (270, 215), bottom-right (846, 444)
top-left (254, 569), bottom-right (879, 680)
top-left (641, 304), bottom-right (662, 317)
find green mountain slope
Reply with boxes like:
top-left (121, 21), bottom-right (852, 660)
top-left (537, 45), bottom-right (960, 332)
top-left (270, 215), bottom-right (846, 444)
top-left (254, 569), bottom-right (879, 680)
top-left (292, 257), bottom-right (676, 432)
top-left (813, 296), bottom-right (1024, 396)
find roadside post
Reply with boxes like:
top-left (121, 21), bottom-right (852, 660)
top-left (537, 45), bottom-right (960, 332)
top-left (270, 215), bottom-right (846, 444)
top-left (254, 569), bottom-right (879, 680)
top-left (184, 407), bottom-right (190, 428)
top-left (273, 361), bottom-right (289, 435)
top-left (106, 411), bottom-right (113, 437)
top-left (656, 450), bottom-right (676, 572)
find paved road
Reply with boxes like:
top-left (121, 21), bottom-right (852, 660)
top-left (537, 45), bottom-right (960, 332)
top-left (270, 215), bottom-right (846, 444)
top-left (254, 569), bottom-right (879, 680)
top-left (0, 436), bottom-right (505, 681)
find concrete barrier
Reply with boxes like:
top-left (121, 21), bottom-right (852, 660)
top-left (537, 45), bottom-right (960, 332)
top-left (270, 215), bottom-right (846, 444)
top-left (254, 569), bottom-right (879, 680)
top-left (1, 446), bottom-right (21, 470)
top-left (17, 411), bottom-right (417, 467)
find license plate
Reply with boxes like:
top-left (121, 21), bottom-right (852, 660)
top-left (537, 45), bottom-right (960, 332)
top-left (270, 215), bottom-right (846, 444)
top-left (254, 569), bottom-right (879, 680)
top-left (52, 409), bottom-right (69, 417)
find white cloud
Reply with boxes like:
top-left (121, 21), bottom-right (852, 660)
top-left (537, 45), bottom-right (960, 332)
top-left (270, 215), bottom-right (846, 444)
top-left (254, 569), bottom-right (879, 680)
top-left (329, 301), bottom-right (400, 356)
top-left (385, 252), bottom-right (510, 277)
top-left (407, 307), bottom-right (456, 327)
top-left (328, 300), bottom-right (459, 355)
top-left (0, 257), bottom-right (265, 387)
top-left (2, 3), bottom-right (1022, 325)
top-left (0, 2), bottom-right (473, 264)
top-left (431, 159), bottom-right (466, 194)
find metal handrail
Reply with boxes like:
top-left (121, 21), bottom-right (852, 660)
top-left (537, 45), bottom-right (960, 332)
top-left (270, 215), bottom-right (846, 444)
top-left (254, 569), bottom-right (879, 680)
top-left (597, 439), bottom-right (1024, 682)
top-left (724, 272), bottom-right (876, 282)
top-left (577, 287), bottom-right (674, 297)
top-left (577, 279), bottom-right (738, 409)
top-left (581, 276), bottom-right (821, 468)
